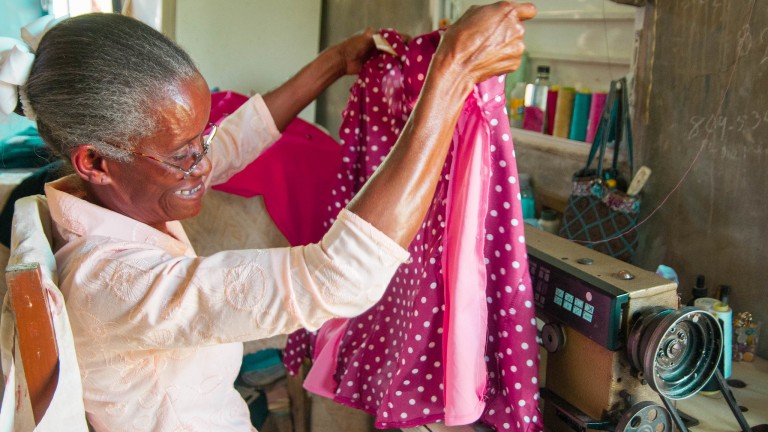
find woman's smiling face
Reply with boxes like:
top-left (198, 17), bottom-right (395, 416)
top-left (101, 74), bottom-right (213, 230)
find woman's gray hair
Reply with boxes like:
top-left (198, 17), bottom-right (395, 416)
top-left (22, 13), bottom-right (201, 161)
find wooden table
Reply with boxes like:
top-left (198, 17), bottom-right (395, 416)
top-left (677, 356), bottom-right (768, 431)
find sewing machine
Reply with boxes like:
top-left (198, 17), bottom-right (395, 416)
top-left (526, 226), bottom-right (726, 432)
top-left (402, 227), bottom-right (762, 432)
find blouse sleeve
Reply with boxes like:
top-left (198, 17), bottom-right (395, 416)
top-left (207, 94), bottom-right (282, 185)
top-left (57, 209), bottom-right (410, 350)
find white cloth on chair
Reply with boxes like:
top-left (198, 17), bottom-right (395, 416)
top-left (0, 195), bottom-right (88, 431)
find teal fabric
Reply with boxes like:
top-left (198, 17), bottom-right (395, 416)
top-left (0, 0), bottom-right (43, 38)
top-left (239, 349), bottom-right (286, 387)
top-left (0, 116), bottom-right (36, 143)
top-left (240, 349), bottom-right (283, 374)
top-left (0, 127), bottom-right (56, 169)
top-left (1, 0), bottom-right (43, 141)
top-left (0, 160), bottom-right (65, 247)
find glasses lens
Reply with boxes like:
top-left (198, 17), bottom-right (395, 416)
top-left (182, 124), bottom-right (215, 174)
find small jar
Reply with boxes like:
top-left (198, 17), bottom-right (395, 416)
top-left (538, 209), bottom-right (560, 234)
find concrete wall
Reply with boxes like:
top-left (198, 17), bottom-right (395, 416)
top-left (632, 0), bottom-right (767, 359)
top-left (175, 0), bottom-right (322, 121)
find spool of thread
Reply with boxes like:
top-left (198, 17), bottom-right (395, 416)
top-left (693, 297), bottom-right (718, 311)
top-left (712, 301), bottom-right (733, 379)
top-left (552, 87), bottom-right (576, 138)
top-left (586, 92), bottom-right (607, 143)
top-left (546, 87), bottom-right (559, 135)
top-left (569, 90), bottom-right (592, 141)
top-left (699, 299), bottom-right (734, 394)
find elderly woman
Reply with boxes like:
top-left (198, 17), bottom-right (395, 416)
top-left (12, 2), bottom-right (535, 431)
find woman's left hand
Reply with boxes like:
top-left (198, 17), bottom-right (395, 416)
top-left (334, 28), bottom-right (376, 76)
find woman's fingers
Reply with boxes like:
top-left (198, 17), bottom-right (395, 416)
top-left (514, 2), bottom-right (537, 21)
top-left (438, 2), bottom-right (537, 84)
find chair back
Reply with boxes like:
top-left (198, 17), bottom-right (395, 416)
top-left (0, 195), bottom-right (88, 431)
top-left (6, 263), bottom-right (58, 425)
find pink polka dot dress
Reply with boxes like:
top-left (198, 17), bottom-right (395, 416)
top-left (284, 29), bottom-right (542, 431)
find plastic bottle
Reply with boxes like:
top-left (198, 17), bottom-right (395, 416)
top-left (523, 66), bottom-right (550, 133)
top-left (690, 274), bottom-right (707, 306)
top-left (508, 82), bottom-right (526, 129)
top-left (519, 173), bottom-right (535, 221)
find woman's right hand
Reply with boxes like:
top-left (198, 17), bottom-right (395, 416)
top-left (433, 2), bottom-right (536, 91)
top-left (348, 2), bottom-right (536, 249)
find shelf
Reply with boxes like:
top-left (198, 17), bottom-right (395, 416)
top-left (531, 10), bottom-right (636, 22)
top-left (510, 127), bottom-right (626, 163)
top-left (511, 128), bottom-right (593, 157)
top-left (528, 51), bottom-right (632, 67)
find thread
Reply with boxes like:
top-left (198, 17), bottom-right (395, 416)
top-left (546, 86), bottom-right (559, 135)
top-left (712, 301), bottom-right (733, 379)
top-left (552, 87), bottom-right (575, 138)
top-left (569, 90), bottom-right (592, 141)
top-left (585, 92), bottom-right (607, 143)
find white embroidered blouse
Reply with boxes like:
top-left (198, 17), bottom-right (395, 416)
top-left (45, 95), bottom-right (410, 431)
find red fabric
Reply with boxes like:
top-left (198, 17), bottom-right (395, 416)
top-left (209, 91), bottom-right (251, 127)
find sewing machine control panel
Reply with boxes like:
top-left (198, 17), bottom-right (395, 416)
top-left (529, 254), bottom-right (628, 351)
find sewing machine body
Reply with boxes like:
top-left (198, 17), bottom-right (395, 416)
top-left (526, 227), bottom-right (678, 432)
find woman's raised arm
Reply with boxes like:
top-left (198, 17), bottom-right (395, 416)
top-left (348, 2), bottom-right (536, 248)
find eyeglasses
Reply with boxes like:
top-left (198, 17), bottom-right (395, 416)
top-left (126, 123), bottom-right (218, 178)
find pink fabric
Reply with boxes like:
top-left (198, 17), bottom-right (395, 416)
top-left (302, 318), bottom-right (349, 399)
top-left (283, 29), bottom-right (542, 431)
top-left (442, 90), bottom-right (491, 424)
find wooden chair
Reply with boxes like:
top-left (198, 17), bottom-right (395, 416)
top-left (6, 262), bottom-right (59, 425)
top-left (0, 195), bottom-right (88, 431)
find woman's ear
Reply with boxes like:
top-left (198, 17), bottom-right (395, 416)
top-left (70, 145), bottom-right (113, 185)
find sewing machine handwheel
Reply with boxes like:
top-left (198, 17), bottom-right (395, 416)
top-left (616, 401), bottom-right (672, 432)
top-left (627, 306), bottom-right (722, 399)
